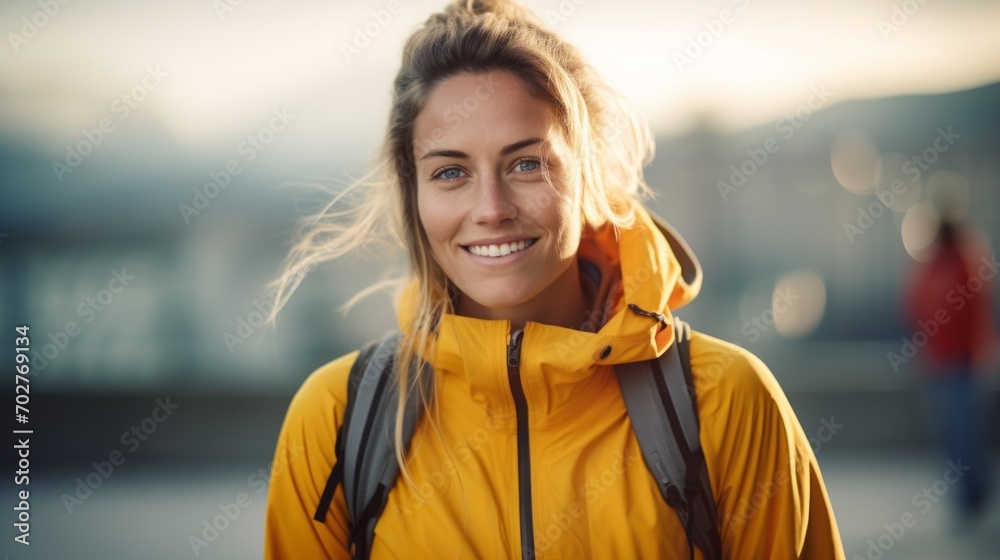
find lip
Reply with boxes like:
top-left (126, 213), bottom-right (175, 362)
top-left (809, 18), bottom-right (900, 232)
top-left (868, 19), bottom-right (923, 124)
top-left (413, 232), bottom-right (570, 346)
top-left (461, 235), bottom-right (537, 246)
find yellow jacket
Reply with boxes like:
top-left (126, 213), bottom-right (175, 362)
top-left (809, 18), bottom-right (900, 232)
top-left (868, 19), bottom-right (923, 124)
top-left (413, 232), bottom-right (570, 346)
top-left (264, 205), bottom-right (846, 559)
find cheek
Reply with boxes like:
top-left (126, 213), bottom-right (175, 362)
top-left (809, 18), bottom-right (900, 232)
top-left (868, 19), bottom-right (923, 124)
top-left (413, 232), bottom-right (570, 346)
top-left (417, 188), bottom-right (455, 248)
top-left (557, 216), bottom-right (583, 256)
top-left (544, 191), bottom-right (583, 255)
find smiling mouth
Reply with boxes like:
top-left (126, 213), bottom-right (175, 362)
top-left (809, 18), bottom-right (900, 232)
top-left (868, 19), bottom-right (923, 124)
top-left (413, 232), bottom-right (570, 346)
top-left (464, 238), bottom-right (537, 257)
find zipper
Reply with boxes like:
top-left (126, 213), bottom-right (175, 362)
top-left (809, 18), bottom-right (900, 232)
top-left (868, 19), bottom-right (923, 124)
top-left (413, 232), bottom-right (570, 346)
top-left (507, 328), bottom-right (535, 559)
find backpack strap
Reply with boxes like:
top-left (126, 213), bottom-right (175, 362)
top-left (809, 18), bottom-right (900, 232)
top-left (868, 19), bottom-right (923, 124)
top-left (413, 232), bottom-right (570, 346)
top-left (615, 317), bottom-right (723, 560)
top-left (312, 331), bottom-right (427, 559)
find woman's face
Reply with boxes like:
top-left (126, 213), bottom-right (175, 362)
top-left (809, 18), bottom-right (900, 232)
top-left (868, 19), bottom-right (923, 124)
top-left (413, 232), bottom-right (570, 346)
top-left (413, 70), bottom-right (583, 317)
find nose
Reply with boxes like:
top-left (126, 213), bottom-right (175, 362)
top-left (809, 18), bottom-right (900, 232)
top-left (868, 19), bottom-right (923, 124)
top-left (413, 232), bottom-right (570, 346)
top-left (469, 175), bottom-right (517, 226)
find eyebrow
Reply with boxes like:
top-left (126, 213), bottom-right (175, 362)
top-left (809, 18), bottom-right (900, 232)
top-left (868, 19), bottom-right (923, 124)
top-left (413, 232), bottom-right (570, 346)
top-left (418, 137), bottom-right (543, 162)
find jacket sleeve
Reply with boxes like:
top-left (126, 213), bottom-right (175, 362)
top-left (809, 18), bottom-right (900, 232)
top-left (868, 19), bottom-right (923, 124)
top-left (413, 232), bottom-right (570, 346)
top-left (264, 351), bottom-right (359, 560)
top-left (691, 334), bottom-right (846, 560)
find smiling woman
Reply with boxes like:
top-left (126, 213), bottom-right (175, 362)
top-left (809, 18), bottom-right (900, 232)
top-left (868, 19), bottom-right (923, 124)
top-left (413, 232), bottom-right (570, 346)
top-left (416, 71), bottom-right (588, 330)
top-left (261, 1), bottom-right (845, 559)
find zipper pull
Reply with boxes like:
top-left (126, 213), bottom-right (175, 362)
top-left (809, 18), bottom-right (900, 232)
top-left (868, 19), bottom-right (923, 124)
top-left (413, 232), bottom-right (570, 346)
top-left (627, 303), bottom-right (671, 328)
top-left (507, 329), bottom-right (524, 368)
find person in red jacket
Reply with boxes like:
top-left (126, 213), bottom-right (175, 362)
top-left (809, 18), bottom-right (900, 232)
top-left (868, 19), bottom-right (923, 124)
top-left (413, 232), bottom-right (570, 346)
top-left (903, 217), bottom-right (998, 521)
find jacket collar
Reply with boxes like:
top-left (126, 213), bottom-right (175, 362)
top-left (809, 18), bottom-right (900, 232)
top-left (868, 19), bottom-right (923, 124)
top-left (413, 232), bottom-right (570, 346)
top-left (395, 204), bottom-right (702, 424)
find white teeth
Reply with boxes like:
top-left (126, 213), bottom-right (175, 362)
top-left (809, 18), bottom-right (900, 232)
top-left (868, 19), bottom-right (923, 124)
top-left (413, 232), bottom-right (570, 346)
top-left (468, 239), bottom-right (533, 258)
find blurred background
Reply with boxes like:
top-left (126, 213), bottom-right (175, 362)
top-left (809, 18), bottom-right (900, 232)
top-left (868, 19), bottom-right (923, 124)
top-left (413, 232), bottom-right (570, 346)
top-left (1, 0), bottom-right (999, 558)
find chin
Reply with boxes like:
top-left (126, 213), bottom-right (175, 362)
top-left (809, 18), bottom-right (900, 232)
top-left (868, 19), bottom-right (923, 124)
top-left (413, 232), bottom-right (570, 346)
top-left (460, 279), bottom-right (538, 313)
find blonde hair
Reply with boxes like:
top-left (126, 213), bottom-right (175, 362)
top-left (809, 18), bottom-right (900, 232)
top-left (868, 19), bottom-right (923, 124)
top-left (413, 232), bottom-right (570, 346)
top-left (265, 0), bottom-right (655, 494)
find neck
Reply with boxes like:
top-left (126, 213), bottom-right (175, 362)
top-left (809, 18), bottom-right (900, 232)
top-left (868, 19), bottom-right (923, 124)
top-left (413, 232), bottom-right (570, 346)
top-left (457, 257), bottom-right (590, 332)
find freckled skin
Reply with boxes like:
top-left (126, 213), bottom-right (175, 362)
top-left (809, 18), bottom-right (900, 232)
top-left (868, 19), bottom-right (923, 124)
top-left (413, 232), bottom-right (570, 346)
top-left (414, 70), bottom-right (587, 330)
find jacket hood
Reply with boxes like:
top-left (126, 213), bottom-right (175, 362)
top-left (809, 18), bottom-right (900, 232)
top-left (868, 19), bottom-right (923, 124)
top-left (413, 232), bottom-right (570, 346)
top-left (395, 203), bottom-right (702, 369)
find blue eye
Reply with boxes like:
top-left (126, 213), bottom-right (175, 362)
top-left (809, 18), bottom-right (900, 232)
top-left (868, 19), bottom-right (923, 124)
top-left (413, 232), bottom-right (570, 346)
top-left (517, 159), bottom-right (540, 173)
top-left (433, 167), bottom-right (464, 181)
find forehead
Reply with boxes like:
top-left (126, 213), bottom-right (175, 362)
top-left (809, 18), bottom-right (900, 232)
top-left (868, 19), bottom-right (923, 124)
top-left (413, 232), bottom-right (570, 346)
top-left (413, 70), bottom-right (565, 158)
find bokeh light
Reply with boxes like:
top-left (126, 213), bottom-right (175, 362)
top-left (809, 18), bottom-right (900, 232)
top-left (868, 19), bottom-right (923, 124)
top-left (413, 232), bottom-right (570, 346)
top-left (831, 129), bottom-right (880, 195)
top-left (901, 201), bottom-right (941, 260)
top-left (773, 270), bottom-right (827, 338)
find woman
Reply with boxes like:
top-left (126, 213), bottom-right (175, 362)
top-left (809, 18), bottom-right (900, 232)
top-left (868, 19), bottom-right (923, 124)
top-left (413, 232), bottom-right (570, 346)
top-left (264, 1), bottom-right (845, 558)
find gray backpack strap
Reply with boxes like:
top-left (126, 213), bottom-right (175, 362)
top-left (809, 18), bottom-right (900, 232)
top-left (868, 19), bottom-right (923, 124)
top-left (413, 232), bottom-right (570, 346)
top-left (615, 317), bottom-right (722, 560)
top-left (312, 331), bottom-right (428, 559)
